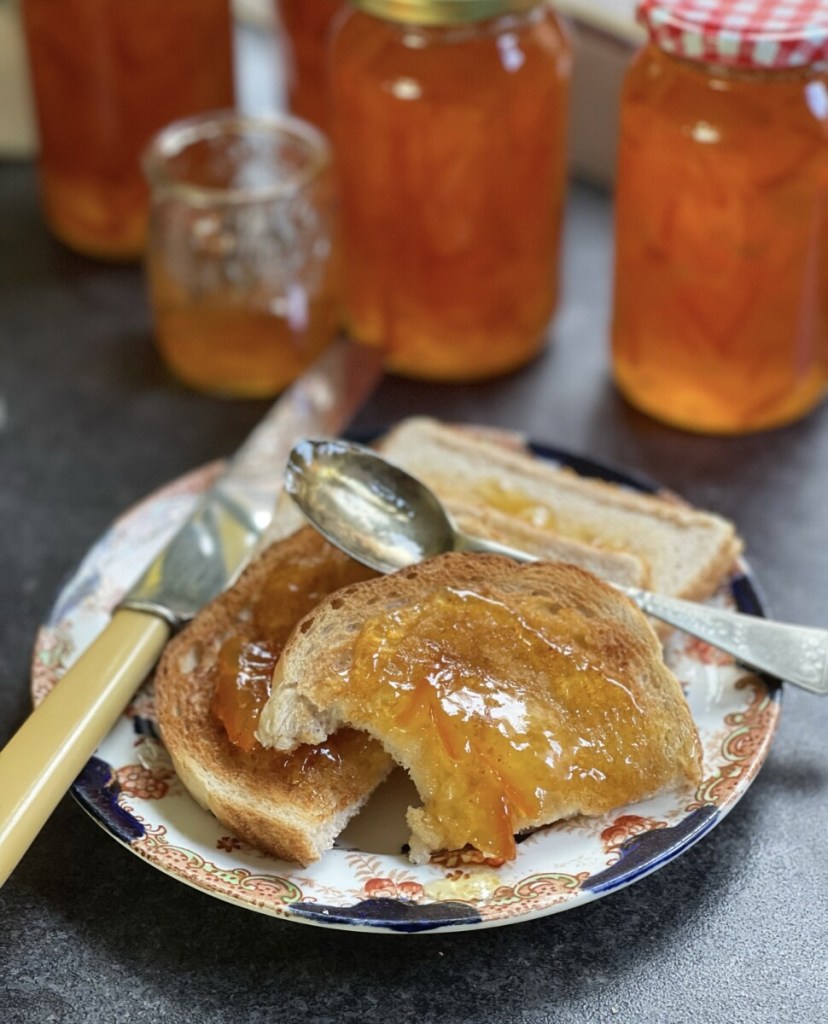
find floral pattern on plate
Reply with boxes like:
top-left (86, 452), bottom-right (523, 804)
top-left (31, 446), bottom-right (781, 933)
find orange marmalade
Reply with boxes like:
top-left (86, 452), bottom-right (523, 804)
top-left (612, 14), bottom-right (828, 433)
top-left (343, 580), bottom-right (690, 862)
top-left (143, 112), bottom-right (340, 397)
top-left (330, 1), bottom-right (571, 381)
top-left (213, 529), bottom-right (375, 751)
top-left (21, 0), bottom-right (234, 260)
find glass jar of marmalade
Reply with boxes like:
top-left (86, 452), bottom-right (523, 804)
top-left (143, 112), bottom-right (340, 397)
top-left (330, 0), bottom-right (572, 381)
top-left (277, 0), bottom-right (344, 133)
top-left (21, 0), bottom-right (235, 261)
top-left (611, 0), bottom-right (828, 434)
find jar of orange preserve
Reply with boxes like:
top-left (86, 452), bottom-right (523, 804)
top-left (611, 0), bottom-right (828, 434)
top-left (277, 0), bottom-right (344, 133)
top-left (21, 0), bottom-right (235, 261)
top-left (330, 0), bottom-right (572, 381)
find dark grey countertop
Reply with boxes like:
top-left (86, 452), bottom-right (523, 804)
top-left (1, 159), bottom-right (826, 1024)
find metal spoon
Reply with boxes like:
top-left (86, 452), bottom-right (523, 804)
top-left (285, 438), bottom-right (828, 695)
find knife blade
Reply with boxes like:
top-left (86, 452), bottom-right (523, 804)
top-left (0, 338), bottom-right (383, 886)
top-left (121, 337), bottom-right (384, 626)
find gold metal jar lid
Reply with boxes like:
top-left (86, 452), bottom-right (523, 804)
top-left (351, 0), bottom-right (540, 26)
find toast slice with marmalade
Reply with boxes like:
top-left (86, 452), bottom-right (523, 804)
top-left (257, 554), bottom-right (703, 863)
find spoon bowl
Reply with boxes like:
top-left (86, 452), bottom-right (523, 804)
top-left (285, 438), bottom-right (459, 574)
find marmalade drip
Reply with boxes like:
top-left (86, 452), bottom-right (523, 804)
top-left (212, 529), bottom-right (375, 751)
top-left (342, 583), bottom-right (688, 861)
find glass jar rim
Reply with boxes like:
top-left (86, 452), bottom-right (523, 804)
top-left (142, 109), bottom-right (331, 206)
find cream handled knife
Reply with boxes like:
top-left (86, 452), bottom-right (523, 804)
top-left (0, 338), bottom-right (383, 887)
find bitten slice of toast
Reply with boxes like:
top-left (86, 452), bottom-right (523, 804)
top-left (257, 554), bottom-right (703, 863)
top-left (154, 527), bottom-right (394, 866)
top-left (377, 417), bottom-right (742, 601)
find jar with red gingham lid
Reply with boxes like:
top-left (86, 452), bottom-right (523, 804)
top-left (610, 0), bottom-right (828, 434)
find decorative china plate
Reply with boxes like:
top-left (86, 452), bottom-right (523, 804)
top-left (32, 443), bottom-right (781, 934)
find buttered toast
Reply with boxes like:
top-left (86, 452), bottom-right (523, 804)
top-left (257, 554), bottom-right (703, 863)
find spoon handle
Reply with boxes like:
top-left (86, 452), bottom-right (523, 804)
top-left (454, 530), bottom-right (534, 563)
top-left (624, 588), bottom-right (828, 694)
top-left (454, 529), bottom-right (828, 694)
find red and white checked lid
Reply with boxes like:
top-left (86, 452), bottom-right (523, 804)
top-left (637, 0), bottom-right (828, 70)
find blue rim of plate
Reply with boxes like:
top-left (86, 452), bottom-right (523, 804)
top-left (36, 438), bottom-right (781, 933)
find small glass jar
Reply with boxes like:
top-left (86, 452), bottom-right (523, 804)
top-left (330, 0), bottom-right (572, 381)
top-left (277, 0), bottom-right (344, 133)
top-left (611, 0), bottom-right (828, 434)
top-left (143, 112), bottom-right (340, 397)
top-left (21, 0), bottom-right (235, 261)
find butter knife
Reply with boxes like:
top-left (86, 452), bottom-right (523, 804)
top-left (0, 338), bottom-right (383, 886)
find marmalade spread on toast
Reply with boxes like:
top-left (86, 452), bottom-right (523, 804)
top-left (212, 530), bottom-right (375, 751)
top-left (343, 583), bottom-right (685, 861)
